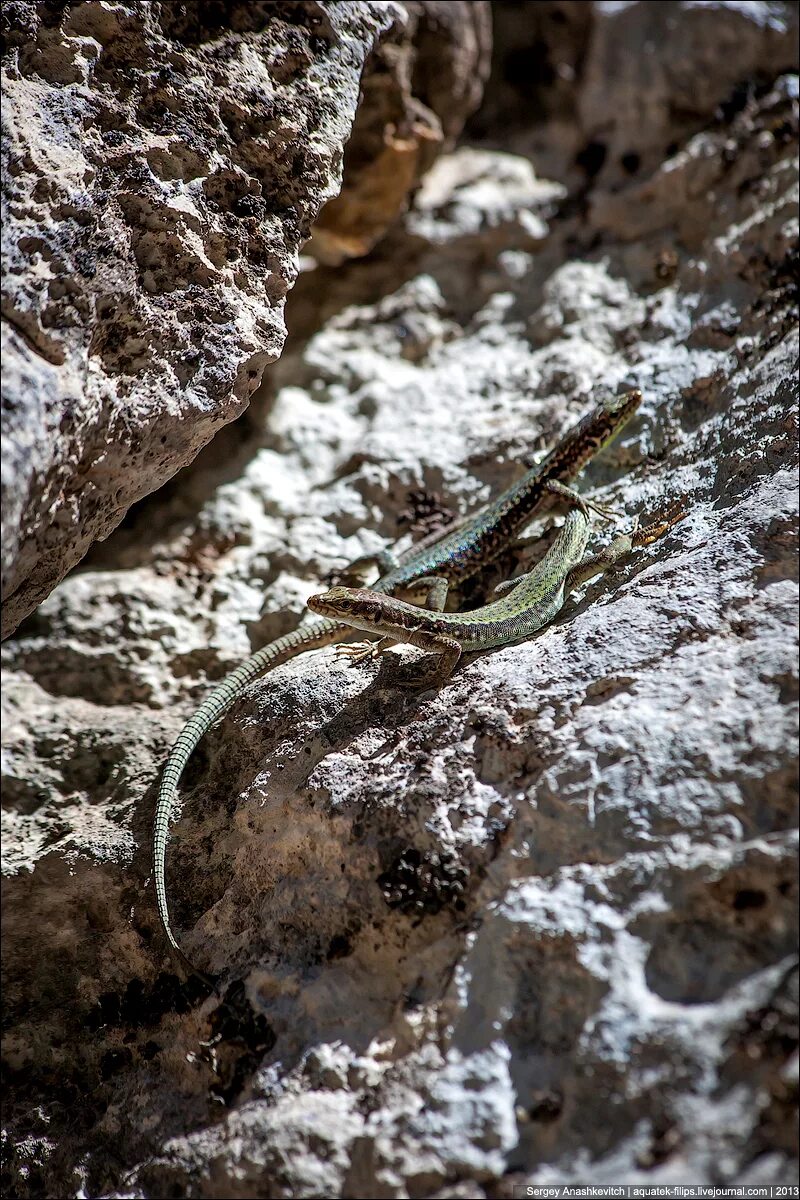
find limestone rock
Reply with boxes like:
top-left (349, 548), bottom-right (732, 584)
top-left (1, 3), bottom-right (798, 1197)
top-left (310, 1), bottom-right (492, 262)
top-left (1, 0), bottom-right (402, 638)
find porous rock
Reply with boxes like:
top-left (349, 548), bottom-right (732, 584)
top-left (310, 0), bottom-right (492, 262)
top-left (1, 3), bottom-right (798, 1197)
top-left (1, 0), bottom-right (403, 639)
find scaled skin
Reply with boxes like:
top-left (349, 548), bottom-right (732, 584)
top-left (153, 389), bottom-right (642, 976)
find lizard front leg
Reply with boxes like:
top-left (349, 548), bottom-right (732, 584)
top-left (398, 628), bottom-right (462, 687)
top-left (398, 574), bottom-right (450, 611)
top-left (335, 635), bottom-right (397, 664)
top-left (545, 479), bottom-right (622, 523)
top-left (335, 549), bottom-right (400, 586)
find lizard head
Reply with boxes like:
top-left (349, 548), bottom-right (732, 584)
top-left (581, 387), bottom-right (643, 456)
top-left (601, 386), bottom-right (642, 426)
top-left (547, 388), bottom-right (643, 478)
top-left (307, 586), bottom-right (389, 632)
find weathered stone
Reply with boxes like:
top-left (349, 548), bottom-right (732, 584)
top-left (1, 3), bottom-right (798, 1197)
top-left (310, 1), bottom-right (492, 262)
top-left (1, 0), bottom-right (402, 638)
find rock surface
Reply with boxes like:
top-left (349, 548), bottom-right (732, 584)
top-left (310, 0), bottom-right (492, 262)
top-left (1, 0), bottom-right (403, 638)
top-left (2, 3), bottom-right (799, 1198)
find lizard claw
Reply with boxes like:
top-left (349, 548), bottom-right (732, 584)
top-left (335, 641), bottom-right (378, 665)
top-left (587, 498), bottom-right (624, 523)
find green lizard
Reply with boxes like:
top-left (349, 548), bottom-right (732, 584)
top-left (153, 389), bottom-right (642, 975)
top-left (309, 499), bottom-right (596, 682)
top-left (308, 499), bottom-right (686, 684)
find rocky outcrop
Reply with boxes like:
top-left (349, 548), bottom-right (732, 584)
top-left (310, 0), bottom-right (492, 262)
top-left (1, 3), bottom-right (798, 1197)
top-left (1, 0), bottom-right (490, 639)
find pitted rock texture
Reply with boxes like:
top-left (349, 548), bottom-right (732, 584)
top-left (1, 3), bottom-right (798, 1198)
top-left (0, 0), bottom-right (402, 639)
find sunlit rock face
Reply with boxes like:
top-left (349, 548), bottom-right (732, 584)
top-left (1, 3), bottom-right (797, 1197)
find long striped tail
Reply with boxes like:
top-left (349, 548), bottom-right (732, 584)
top-left (152, 617), bottom-right (345, 978)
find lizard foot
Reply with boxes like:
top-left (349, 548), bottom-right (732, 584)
top-left (334, 641), bottom-right (379, 664)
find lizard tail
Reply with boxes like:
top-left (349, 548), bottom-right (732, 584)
top-left (152, 618), bottom-right (344, 979)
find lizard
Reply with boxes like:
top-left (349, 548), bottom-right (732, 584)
top-left (309, 494), bottom-right (597, 683)
top-left (307, 496), bottom-right (687, 684)
top-left (153, 388), bottom-right (642, 976)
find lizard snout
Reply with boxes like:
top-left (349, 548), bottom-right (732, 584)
top-left (306, 590), bottom-right (339, 617)
top-left (307, 586), bottom-right (362, 619)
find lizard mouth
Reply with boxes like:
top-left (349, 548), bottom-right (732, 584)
top-left (306, 592), bottom-right (337, 617)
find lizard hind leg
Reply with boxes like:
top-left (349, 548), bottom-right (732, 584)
top-left (632, 497), bottom-right (688, 546)
top-left (563, 534), bottom-right (634, 594)
top-left (493, 571), bottom-right (531, 597)
top-left (564, 498), bottom-right (689, 594)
